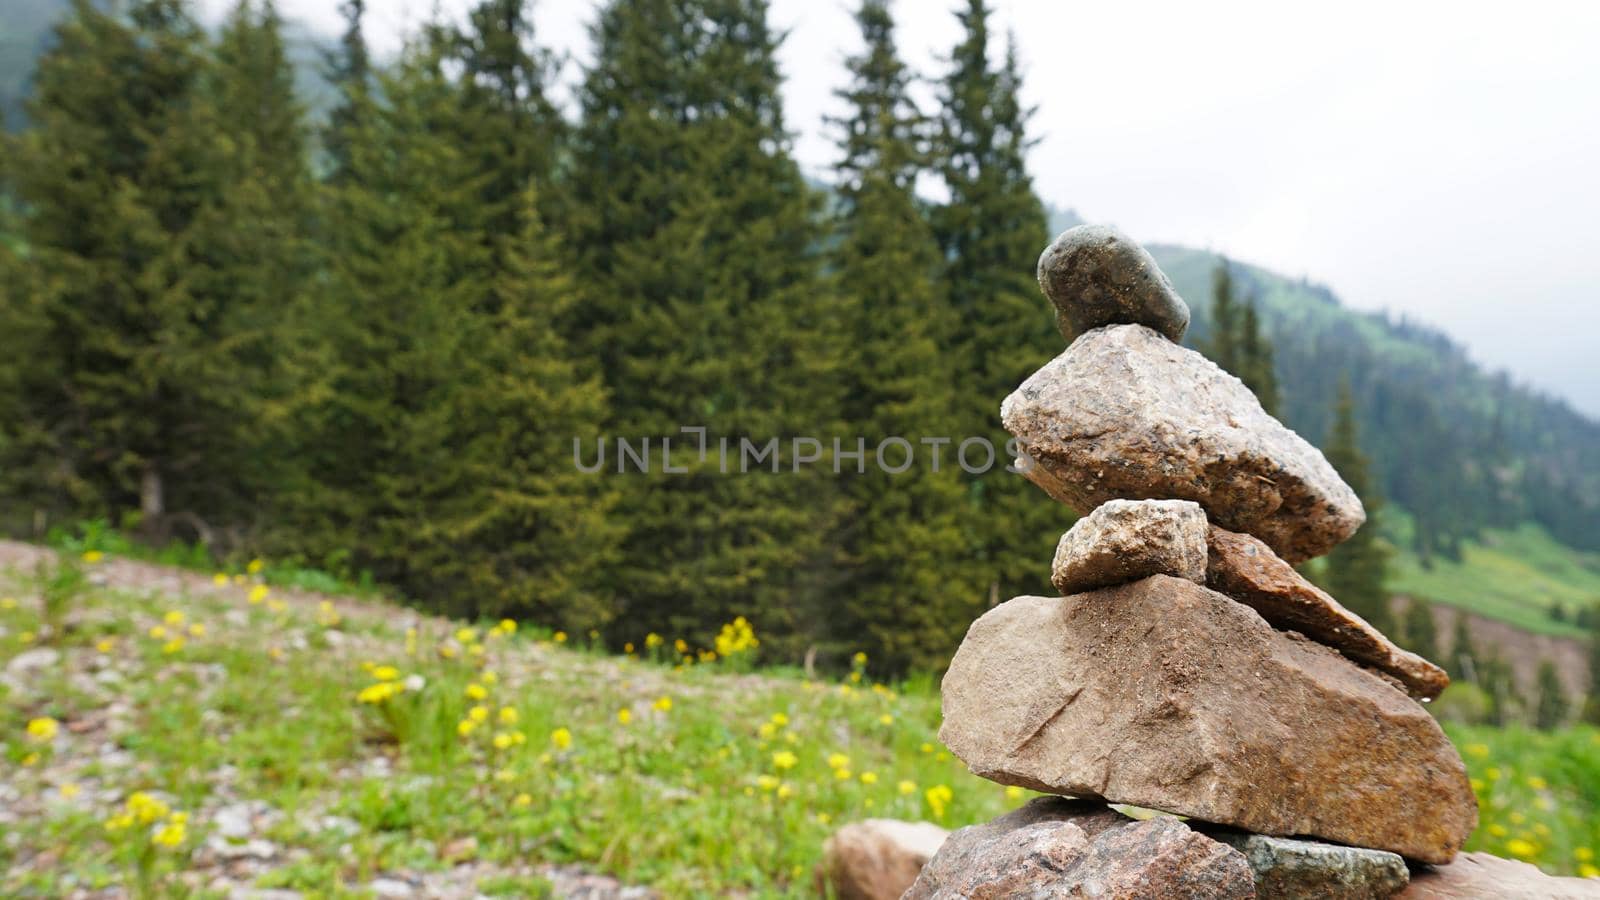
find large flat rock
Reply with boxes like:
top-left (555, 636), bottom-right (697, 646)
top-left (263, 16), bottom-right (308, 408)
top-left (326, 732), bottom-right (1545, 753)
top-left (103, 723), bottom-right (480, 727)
top-left (1207, 525), bottom-right (1449, 699)
top-left (939, 576), bottom-right (1477, 864)
top-left (1051, 498), bottom-right (1208, 595)
top-left (1001, 323), bottom-right (1364, 562)
top-left (904, 797), bottom-right (1254, 899)
top-left (1399, 852), bottom-right (1600, 899)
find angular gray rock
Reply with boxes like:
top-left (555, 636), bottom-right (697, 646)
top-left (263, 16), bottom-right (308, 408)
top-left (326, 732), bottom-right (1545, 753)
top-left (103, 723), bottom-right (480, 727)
top-left (904, 797), bottom-right (1254, 899)
top-left (1002, 323), bottom-right (1364, 562)
top-left (1037, 224), bottom-right (1191, 344)
top-left (939, 576), bottom-right (1477, 864)
top-left (1209, 831), bottom-right (1410, 899)
top-left (1207, 525), bottom-right (1448, 699)
top-left (816, 818), bottom-right (947, 900)
top-left (1051, 498), bottom-right (1208, 595)
top-left (1399, 852), bottom-right (1600, 899)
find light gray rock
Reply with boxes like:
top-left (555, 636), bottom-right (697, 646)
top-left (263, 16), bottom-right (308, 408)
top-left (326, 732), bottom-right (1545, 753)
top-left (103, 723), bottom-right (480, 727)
top-left (816, 818), bottom-right (947, 900)
top-left (1051, 499), bottom-right (1208, 595)
top-left (938, 576), bottom-right (1477, 864)
top-left (904, 797), bottom-right (1254, 899)
top-left (1037, 225), bottom-right (1191, 344)
top-left (1399, 852), bottom-right (1600, 899)
top-left (1002, 323), bottom-right (1364, 562)
top-left (1210, 831), bottom-right (1409, 899)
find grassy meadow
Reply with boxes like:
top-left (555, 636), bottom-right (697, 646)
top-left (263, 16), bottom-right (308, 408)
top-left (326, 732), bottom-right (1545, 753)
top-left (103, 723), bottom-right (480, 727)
top-left (4, 545), bottom-right (1599, 897)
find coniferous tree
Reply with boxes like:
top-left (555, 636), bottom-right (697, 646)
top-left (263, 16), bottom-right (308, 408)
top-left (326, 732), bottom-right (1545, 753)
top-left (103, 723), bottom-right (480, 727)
top-left (570, 0), bottom-right (841, 652)
top-left (1208, 259), bottom-right (1279, 415)
top-left (824, 0), bottom-right (975, 670)
top-left (1320, 379), bottom-right (1395, 635)
top-left (1480, 652), bottom-right (1515, 726)
top-left (3, 0), bottom-right (240, 538)
top-left (932, 4), bottom-right (1061, 607)
top-left (323, 0), bottom-right (370, 182)
top-left (1209, 262), bottom-right (1241, 372)
top-left (1401, 597), bottom-right (1439, 663)
top-left (1534, 660), bottom-right (1569, 730)
top-left (1449, 613), bottom-right (1478, 683)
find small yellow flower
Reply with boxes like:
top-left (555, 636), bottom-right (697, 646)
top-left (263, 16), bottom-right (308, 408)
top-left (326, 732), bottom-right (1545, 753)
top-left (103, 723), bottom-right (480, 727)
top-left (756, 774), bottom-right (780, 792)
top-left (1579, 863), bottom-right (1600, 879)
top-left (859, 771), bottom-right (878, 785)
top-left (1505, 838), bottom-right (1537, 860)
top-left (163, 610), bottom-right (185, 626)
top-left (162, 638), bottom-right (184, 654)
top-left (617, 708), bottom-right (632, 725)
top-left (127, 792), bottom-right (169, 824)
top-left (457, 719), bottom-right (477, 737)
top-left (770, 712), bottom-right (789, 727)
top-left (455, 627), bottom-right (478, 644)
top-left (1526, 776), bottom-right (1548, 791)
top-left (1470, 778), bottom-right (1485, 793)
top-left (920, 742), bottom-right (934, 754)
top-left (59, 782), bottom-right (81, 799)
top-left (925, 784), bottom-right (954, 819)
top-left (212, 573), bottom-right (228, 586)
top-left (553, 631), bottom-right (567, 643)
top-left (514, 793), bottom-right (532, 808)
top-left (248, 585), bottom-right (269, 605)
top-left (95, 637), bottom-right (115, 653)
top-left (372, 665), bottom-right (400, 681)
top-left (623, 642), bottom-right (635, 654)
top-left (849, 671), bottom-right (862, 684)
top-left (1577, 847), bottom-right (1595, 862)
top-left (551, 727), bottom-right (572, 750)
top-left (898, 780), bottom-right (917, 795)
top-left (26, 717), bottom-right (60, 742)
top-left (81, 549), bottom-right (104, 563)
top-left (0, 596), bottom-right (14, 609)
top-left (853, 651), bottom-right (868, 665)
top-left (878, 714), bottom-right (893, 726)
top-left (187, 623), bottom-right (205, 637)
top-left (499, 619), bottom-right (517, 634)
top-left (827, 753), bottom-right (850, 770)
top-left (148, 625), bottom-right (168, 639)
top-left (757, 721), bottom-right (777, 740)
top-left (1486, 767), bottom-right (1502, 781)
top-left (498, 706), bottom-right (518, 725)
top-left (1488, 824), bottom-right (1509, 838)
top-left (818, 812), bottom-right (832, 825)
top-left (469, 705), bottom-right (489, 723)
top-left (482, 671), bottom-right (498, 685)
top-left (777, 783), bottom-right (795, 799)
top-left (645, 633), bottom-right (663, 649)
top-left (772, 750), bottom-right (798, 770)
top-left (465, 683), bottom-right (488, 700)
top-left (1005, 785), bottom-right (1025, 800)
top-left (493, 732), bottom-right (514, 750)
top-left (674, 638), bottom-right (688, 653)
top-left (21, 752), bottom-right (39, 766)
top-left (1465, 743), bottom-right (1489, 758)
top-left (833, 767), bottom-right (852, 781)
top-left (18, 631), bottom-right (35, 644)
top-left (151, 820), bottom-right (186, 848)
top-left (105, 813), bottom-right (133, 832)
top-left (247, 558), bottom-right (264, 574)
top-left (653, 696), bottom-right (673, 713)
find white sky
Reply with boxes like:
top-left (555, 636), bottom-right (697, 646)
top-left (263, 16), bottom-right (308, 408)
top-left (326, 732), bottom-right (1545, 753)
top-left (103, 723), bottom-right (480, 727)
top-left (216, 0), bottom-right (1600, 418)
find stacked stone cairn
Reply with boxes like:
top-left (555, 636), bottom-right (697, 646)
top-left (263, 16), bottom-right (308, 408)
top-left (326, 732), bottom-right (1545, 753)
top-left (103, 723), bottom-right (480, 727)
top-left (906, 225), bottom-right (1480, 899)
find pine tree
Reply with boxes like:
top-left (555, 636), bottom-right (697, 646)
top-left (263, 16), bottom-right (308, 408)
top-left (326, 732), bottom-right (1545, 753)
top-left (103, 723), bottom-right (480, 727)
top-left (932, 3), bottom-right (1062, 607)
top-left (1320, 379), bottom-right (1395, 635)
top-left (1239, 301), bottom-right (1280, 416)
top-left (823, 0), bottom-right (976, 670)
top-left (1534, 660), bottom-right (1569, 730)
top-left (1208, 259), bottom-right (1279, 415)
top-left (1401, 597), bottom-right (1439, 663)
top-left (569, 0), bottom-right (841, 654)
top-left (3, 0), bottom-right (241, 538)
top-left (1480, 652), bottom-right (1515, 726)
top-left (322, 0), bottom-right (370, 182)
top-left (1449, 613), bottom-right (1478, 683)
top-left (1208, 261), bottom-right (1241, 372)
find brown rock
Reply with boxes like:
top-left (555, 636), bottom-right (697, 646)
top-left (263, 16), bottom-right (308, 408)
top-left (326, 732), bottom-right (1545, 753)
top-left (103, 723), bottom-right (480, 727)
top-left (815, 818), bottom-right (946, 900)
top-left (905, 797), bottom-right (1254, 899)
top-left (1037, 224), bottom-right (1192, 344)
top-left (1001, 323), bottom-right (1363, 562)
top-left (1207, 525), bottom-right (1448, 700)
top-left (1399, 852), bottom-right (1600, 899)
top-left (1051, 499), bottom-right (1209, 595)
top-left (939, 576), bottom-right (1477, 863)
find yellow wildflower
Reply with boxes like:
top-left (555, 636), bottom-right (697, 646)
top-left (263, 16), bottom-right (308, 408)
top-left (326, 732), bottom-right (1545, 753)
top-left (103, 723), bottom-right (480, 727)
top-left (18, 631), bottom-right (35, 644)
top-left (757, 721), bottom-right (777, 740)
top-left (372, 665), bottom-right (400, 681)
top-left (457, 719), bottom-right (477, 737)
top-left (878, 714), bottom-right (894, 726)
top-left (148, 625), bottom-right (168, 639)
top-left (777, 783), bottom-right (795, 799)
top-left (645, 633), bottom-right (663, 649)
top-left (925, 784), bottom-right (954, 820)
top-left (127, 792), bottom-right (169, 824)
top-left (674, 638), bottom-right (688, 653)
top-left (493, 732), bottom-right (514, 750)
top-left (162, 638), bottom-right (184, 654)
top-left (898, 780), bottom-right (917, 796)
top-left (468, 705), bottom-right (489, 723)
top-left (617, 708), bottom-right (632, 725)
top-left (770, 712), bottom-right (789, 727)
top-left (164, 610), bottom-right (185, 626)
top-left (623, 642), bottom-right (635, 654)
top-left (456, 627), bottom-right (478, 644)
top-left (853, 651), bottom-right (868, 666)
top-left (756, 774), bottom-right (780, 792)
top-left (833, 767), bottom-right (852, 781)
top-left (60, 782), bottom-right (81, 799)
top-left (482, 671), bottom-right (498, 685)
top-left (1577, 847), bottom-right (1595, 862)
top-left (859, 772), bottom-right (878, 785)
top-left (653, 696), bottom-right (673, 713)
top-left (827, 753), bottom-right (850, 770)
top-left (26, 717), bottom-right (60, 742)
top-left (499, 619), bottom-right (517, 634)
top-left (187, 623), bottom-right (205, 637)
top-left (465, 683), bottom-right (488, 700)
top-left (81, 549), bottom-right (104, 563)
top-left (514, 793), bottom-right (533, 807)
top-left (247, 558), bottom-right (264, 574)
top-left (772, 750), bottom-right (798, 770)
top-left (1465, 743), bottom-right (1490, 758)
top-left (1005, 786), bottom-right (1025, 800)
top-left (152, 820), bottom-right (186, 848)
top-left (95, 637), bottom-right (115, 653)
top-left (498, 706), bottom-right (518, 725)
top-left (212, 573), bottom-right (228, 586)
top-left (105, 813), bottom-right (134, 832)
top-left (1580, 863), bottom-right (1600, 879)
top-left (1505, 838), bottom-right (1537, 859)
top-left (1526, 776), bottom-right (1548, 790)
top-left (554, 631), bottom-right (567, 643)
top-left (248, 585), bottom-right (269, 604)
top-left (551, 727), bottom-right (572, 750)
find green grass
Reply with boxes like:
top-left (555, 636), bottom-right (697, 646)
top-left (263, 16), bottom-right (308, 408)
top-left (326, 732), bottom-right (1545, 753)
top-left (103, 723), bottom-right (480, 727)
top-left (1391, 523), bottom-right (1600, 637)
top-left (4, 548), bottom-right (1599, 896)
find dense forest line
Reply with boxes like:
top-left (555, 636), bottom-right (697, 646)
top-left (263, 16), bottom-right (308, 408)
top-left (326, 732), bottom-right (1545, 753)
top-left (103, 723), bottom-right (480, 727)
top-left (1, 0), bottom-right (1595, 674)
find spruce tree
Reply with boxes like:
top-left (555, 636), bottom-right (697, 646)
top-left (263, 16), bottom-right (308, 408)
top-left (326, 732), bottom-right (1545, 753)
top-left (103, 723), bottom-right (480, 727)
top-left (569, 0), bottom-right (841, 653)
top-left (4, 0), bottom-right (240, 538)
top-left (1534, 660), bottom-right (1569, 730)
top-left (932, 3), bottom-right (1061, 607)
top-left (1208, 258), bottom-right (1279, 415)
top-left (1401, 596), bottom-right (1439, 663)
top-left (1449, 613), bottom-right (1478, 683)
top-left (823, 0), bottom-right (976, 670)
top-left (1208, 261), bottom-right (1241, 372)
top-left (1320, 379), bottom-right (1395, 635)
top-left (322, 0), bottom-right (370, 182)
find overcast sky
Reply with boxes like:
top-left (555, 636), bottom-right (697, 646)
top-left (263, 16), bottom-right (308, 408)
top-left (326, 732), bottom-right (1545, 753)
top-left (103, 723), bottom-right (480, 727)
top-left (213, 0), bottom-right (1600, 418)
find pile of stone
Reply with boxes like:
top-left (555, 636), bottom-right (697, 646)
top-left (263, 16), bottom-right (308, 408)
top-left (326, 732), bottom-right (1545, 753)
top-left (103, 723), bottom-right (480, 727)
top-left (912, 225), bottom-right (1498, 899)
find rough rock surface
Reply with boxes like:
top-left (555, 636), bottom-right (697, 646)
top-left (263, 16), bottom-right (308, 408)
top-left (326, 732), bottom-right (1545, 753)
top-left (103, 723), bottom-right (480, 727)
top-left (1001, 323), bottom-right (1364, 562)
top-left (815, 818), bottom-right (947, 900)
top-left (904, 797), bottom-right (1254, 899)
top-left (1399, 852), bottom-right (1600, 899)
top-left (1208, 830), bottom-right (1409, 899)
top-left (1207, 525), bottom-right (1448, 699)
top-left (1051, 499), bottom-right (1209, 595)
top-left (1037, 224), bottom-right (1191, 344)
top-left (939, 576), bottom-right (1477, 863)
